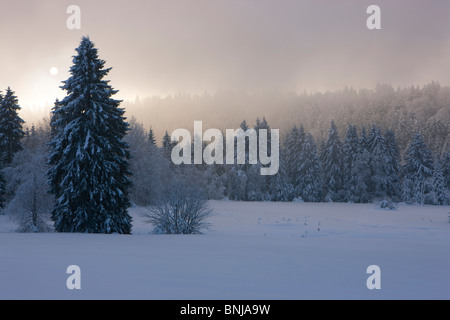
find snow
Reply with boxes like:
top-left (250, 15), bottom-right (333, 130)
top-left (0, 201), bottom-right (449, 300)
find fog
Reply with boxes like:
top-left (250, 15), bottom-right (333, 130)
top-left (1, 0), bottom-right (450, 127)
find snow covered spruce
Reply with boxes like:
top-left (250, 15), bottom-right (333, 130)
top-left (47, 37), bottom-right (133, 234)
top-left (0, 87), bottom-right (25, 211)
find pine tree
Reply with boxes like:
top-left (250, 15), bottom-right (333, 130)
top-left (161, 131), bottom-right (174, 159)
top-left (342, 125), bottom-right (359, 201)
top-left (348, 147), bottom-right (371, 203)
top-left (431, 156), bottom-right (448, 205)
top-left (269, 157), bottom-right (294, 202)
top-left (240, 120), bottom-right (249, 131)
top-left (385, 129), bottom-right (401, 176)
top-left (321, 120), bottom-right (344, 201)
top-left (402, 133), bottom-right (434, 205)
top-left (0, 90), bottom-right (4, 209)
top-left (443, 145), bottom-right (450, 189)
top-left (0, 87), bottom-right (25, 165)
top-left (284, 126), bottom-right (300, 185)
top-left (368, 125), bottom-right (401, 200)
top-left (0, 170), bottom-right (5, 210)
top-left (226, 166), bottom-right (247, 201)
top-left (384, 129), bottom-right (401, 201)
top-left (47, 37), bottom-right (132, 234)
top-left (148, 127), bottom-right (157, 146)
top-left (297, 133), bottom-right (323, 202)
top-left (255, 116), bottom-right (271, 156)
top-left (360, 127), bottom-right (369, 151)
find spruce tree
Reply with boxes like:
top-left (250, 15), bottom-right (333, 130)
top-left (0, 170), bottom-right (5, 210)
top-left (385, 130), bottom-right (401, 176)
top-left (0, 87), bottom-right (25, 165)
top-left (269, 157), bottom-right (294, 202)
top-left (297, 133), bottom-right (323, 202)
top-left (360, 127), bottom-right (369, 151)
top-left (255, 116), bottom-right (271, 156)
top-left (384, 129), bottom-right (401, 201)
top-left (443, 145), bottom-right (450, 189)
top-left (402, 133), bottom-right (434, 205)
top-left (342, 125), bottom-right (359, 201)
top-left (47, 37), bottom-right (132, 234)
top-left (148, 127), bottom-right (157, 146)
top-left (284, 126), bottom-right (300, 185)
top-left (368, 125), bottom-right (401, 200)
top-left (321, 120), bottom-right (344, 201)
top-left (431, 156), bottom-right (448, 205)
top-left (161, 131), bottom-right (174, 159)
top-left (348, 147), bottom-right (371, 203)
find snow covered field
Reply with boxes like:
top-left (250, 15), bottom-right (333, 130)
top-left (0, 201), bottom-right (449, 300)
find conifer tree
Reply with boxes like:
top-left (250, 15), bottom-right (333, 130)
top-left (368, 125), bottom-right (401, 200)
top-left (148, 127), bottom-right (157, 146)
top-left (342, 125), bottom-right (359, 200)
top-left (0, 170), bottom-right (5, 210)
top-left (269, 157), bottom-right (294, 202)
top-left (284, 126), bottom-right (300, 185)
top-left (162, 131), bottom-right (174, 159)
top-left (0, 87), bottom-right (25, 165)
top-left (297, 133), bottom-right (323, 202)
top-left (431, 156), bottom-right (448, 205)
top-left (443, 145), bottom-right (450, 189)
top-left (402, 133), bottom-right (434, 205)
top-left (47, 37), bottom-right (132, 234)
top-left (321, 120), bottom-right (344, 201)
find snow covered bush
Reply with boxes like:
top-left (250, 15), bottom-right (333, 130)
top-left (7, 174), bottom-right (53, 233)
top-left (379, 199), bottom-right (396, 211)
top-left (146, 183), bottom-right (213, 234)
top-left (3, 130), bottom-right (54, 232)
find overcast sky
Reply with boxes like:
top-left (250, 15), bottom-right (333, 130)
top-left (1, 0), bottom-right (450, 118)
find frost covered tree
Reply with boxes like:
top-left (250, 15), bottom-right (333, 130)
top-left (402, 133), bottom-right (434, 205)
top-left (162, 131), bottom-right (175, 159)
top-left (125, 119), bottom-right (171, 206)
top-left (344, 127), bottom-right (371, 203)
top-left (246, 163), bottom-right (269, 201)
top-left (296, 133), bottom-right (323, 202)
top-left (368, 125), bottom-right (401, 201)
top-left (385, 130), bottom-right (401, 176)
top-left (268, 158), bottom-right (294, 201)
top-left (226, 166), bottom-right (248, 201)
top-left (0, 170), bottom-right (5, 210)
top-left (284, 125), bottom-right (305, 186)
top-left (47, 37), bottom-right (132, 234)
top-left (3, 122), bottom-right (53, 231)
top-left (0, 87), bottom-right (25, 165)
top-left (360, 127), bottom-right (369, 151)
top-left (349, 148), bottom-right (371, 203)
top-left (148, 127), bottom-right (157, 146)
top-left (6, 157), bottom-right (53, 232)
top-left (430, 156), bottom-right (448, 205)
top-left (342, 125), bottom-right (359, 200)
top-left (255, 116), bottom-right (271, 155)
top-left (443, 145), bottom-right (450, 189)
top-left (321, 120), bottom-right (344, 201)
top-left (146, 182), bottom-right (213, 234)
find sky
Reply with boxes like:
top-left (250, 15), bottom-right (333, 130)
top-left (1, 0), bottom-right (450, 122)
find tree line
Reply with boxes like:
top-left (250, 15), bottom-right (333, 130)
top-left (152, 118), bottom-right (449, 206)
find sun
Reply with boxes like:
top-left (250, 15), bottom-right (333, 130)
top-left (50, 67), bottom-right (59, 76)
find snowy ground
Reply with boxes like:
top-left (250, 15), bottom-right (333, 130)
top-left (0, 201), bottom-right (449, 300)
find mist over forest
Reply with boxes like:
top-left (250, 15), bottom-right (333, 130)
top-left (123, 81), bottom-right (449, 155)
